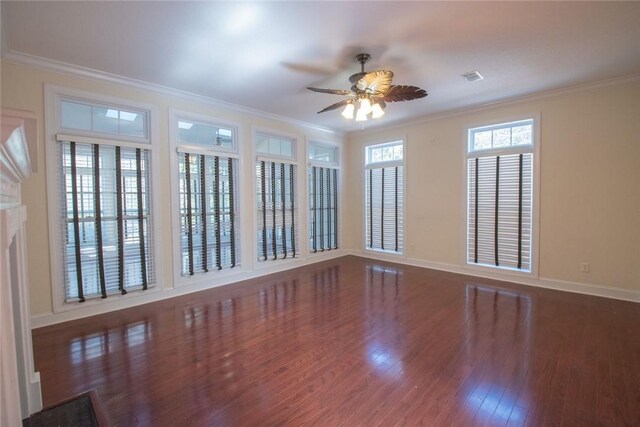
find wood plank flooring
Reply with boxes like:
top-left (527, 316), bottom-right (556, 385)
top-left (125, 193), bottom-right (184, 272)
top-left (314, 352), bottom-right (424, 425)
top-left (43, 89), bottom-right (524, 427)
top-left (32, 256), bottom-right (640, 426)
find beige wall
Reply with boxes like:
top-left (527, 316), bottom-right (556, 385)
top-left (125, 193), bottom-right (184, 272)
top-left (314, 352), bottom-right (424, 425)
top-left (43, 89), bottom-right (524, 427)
top-left (0, 60), bottom-right (344, 318)
top-left (345, 79), bottom-right (640, 292)
top-left (1, 58), bottom-right (638, 322)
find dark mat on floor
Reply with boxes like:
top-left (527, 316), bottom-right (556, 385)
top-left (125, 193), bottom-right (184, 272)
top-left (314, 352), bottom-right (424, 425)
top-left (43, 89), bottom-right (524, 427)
top-left (23, 390), bottom-right (107, 427)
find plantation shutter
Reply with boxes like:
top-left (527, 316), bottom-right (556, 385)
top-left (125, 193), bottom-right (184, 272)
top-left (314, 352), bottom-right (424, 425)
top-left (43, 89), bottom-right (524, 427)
top-left (59, 140), bottom-right (155, 301)
top-left (179, 152), bottom-right (239, 276)
top-left (366, 165), bottom-right (403, 253)
top-left (468, 153), bottom-right (532, 270)
top-left (309, 166), bottom-right (339, 252)
top-left (257, 160), bottom-right (297, 260)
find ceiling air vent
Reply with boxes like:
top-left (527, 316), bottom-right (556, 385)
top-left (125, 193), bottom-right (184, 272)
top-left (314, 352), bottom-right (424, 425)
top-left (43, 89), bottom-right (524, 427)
top-left (462, 70), bottom-right (484, 82)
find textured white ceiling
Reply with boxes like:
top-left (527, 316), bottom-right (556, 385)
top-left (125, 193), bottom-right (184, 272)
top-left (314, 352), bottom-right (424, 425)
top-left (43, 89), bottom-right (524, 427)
top-left (3, 1), bottom-right (640, 132)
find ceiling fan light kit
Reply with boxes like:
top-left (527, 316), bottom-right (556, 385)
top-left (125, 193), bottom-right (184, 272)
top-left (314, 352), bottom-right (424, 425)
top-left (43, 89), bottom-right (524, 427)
top-left (307, 53), bottom-right (427, 123)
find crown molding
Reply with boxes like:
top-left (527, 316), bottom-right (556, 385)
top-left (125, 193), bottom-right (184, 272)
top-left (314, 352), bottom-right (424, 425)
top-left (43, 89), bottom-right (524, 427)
top-left (1, 50), bottom-right (343, 138)
top-left (348, 72), bottom-right (640, 137)
top-left (3, 49), bottom-right (638, 142)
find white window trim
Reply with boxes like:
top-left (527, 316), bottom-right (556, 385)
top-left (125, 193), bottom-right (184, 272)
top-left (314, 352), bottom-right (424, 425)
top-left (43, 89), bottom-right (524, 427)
top-left (306, 138), bottom-right (342, 255)
top-left (44, 84), bottom-right (164, 314)
top-left (363, 137), bottom-right (406, 256)
top-left (461, 113), bottom-right (541, 278)
top-left (168, 109), bottom-right (245, 287)
top-left (251, 127), bottom-right (305, 267)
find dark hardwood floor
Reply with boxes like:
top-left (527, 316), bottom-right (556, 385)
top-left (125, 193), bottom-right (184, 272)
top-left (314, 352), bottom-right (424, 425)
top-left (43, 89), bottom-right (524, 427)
top-left (32, 256), bottom-right (640, 426)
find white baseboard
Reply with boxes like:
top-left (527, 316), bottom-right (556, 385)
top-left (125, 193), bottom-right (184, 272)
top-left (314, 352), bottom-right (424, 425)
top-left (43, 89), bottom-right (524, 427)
top-left (349, 250), bottom-right (640, 303)
top-left (31, 249), bottom-right (638, 328)
top-left (31, 250), bottom-right (347, 329)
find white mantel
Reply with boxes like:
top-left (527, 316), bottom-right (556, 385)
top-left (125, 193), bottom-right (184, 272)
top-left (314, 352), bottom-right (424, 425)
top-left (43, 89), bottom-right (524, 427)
top-left (0, 108), bottom-right (42, 425)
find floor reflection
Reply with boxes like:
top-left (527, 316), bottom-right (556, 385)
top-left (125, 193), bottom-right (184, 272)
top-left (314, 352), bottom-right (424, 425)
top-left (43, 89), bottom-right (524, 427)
top-left (364, 264), bottom-right (404, 379)
top-left (259, 279), bottom-right (298, 321)
top-left (463, 284), bottom-right (532, 423)
top-left (70, 319), bottom-right (151, 365)
top-left (466, 382), bottom-right (526, 423)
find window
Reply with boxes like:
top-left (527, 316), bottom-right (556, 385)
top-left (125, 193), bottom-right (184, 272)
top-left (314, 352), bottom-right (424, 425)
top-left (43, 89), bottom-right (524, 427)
top-left (467, 119), bottom-right (535, 272)
top-left (256, 131), bottom-right (298, 261)
top-left (365, 141), bottom-right (404, 253)
top-left (308, 142), bottom-right (339, 252)
top-left (175, 117), bottom-right (240, 276)
top-left (60, 98), bottom-right (148, 140)
top-left (54, 97), bottom-right (155, 302)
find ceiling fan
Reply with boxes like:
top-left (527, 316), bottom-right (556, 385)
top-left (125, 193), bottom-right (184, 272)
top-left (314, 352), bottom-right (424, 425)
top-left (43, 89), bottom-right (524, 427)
top-left (307, 53), bottom-right (427, 121)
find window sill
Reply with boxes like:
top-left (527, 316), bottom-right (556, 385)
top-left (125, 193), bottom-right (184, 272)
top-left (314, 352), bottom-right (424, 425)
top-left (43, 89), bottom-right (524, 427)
top-left (55, 285), bottom-right (161, 314)
top-left (174, 265), bottom-right (246, 288)
top-left (364, 247), bottom-right (404, 256)
top-left (462, 262), bottom-right (536, 279)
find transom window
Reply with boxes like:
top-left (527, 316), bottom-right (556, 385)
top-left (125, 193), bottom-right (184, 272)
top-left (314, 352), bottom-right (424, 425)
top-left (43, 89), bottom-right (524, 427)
top-left (308, 143), bottom-right (338, 165)
top-left (469, 119), bottom-right (533, 152)
top-left (60, 98), bottom-right (149, 141)
top-left (256, 133), bottom-right (294, 158)
top-left (177, 118), bottom-right (235, 151)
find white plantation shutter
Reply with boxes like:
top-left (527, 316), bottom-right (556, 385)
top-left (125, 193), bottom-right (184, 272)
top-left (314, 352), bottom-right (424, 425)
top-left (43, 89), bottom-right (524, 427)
top-left (257, 160), bottom-right (298, 260)
top-left (309, 166), bottom-right (339, 252)
top-left (179, 152), bottom-right (239, 276)
top-left (365, 141), bottom-right (404, 254)
top-left (467, 119), bottom-right (534, 272)
top-left (59, 140), bottom-right (155, 301)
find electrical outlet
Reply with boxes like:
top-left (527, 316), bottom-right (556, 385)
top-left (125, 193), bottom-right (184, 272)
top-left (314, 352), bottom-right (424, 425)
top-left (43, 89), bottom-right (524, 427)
top-left (580, 262), bottom-right (590, 273)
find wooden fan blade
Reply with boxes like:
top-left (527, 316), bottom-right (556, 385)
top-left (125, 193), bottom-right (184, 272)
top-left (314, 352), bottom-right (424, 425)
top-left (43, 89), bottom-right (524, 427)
top-left (383, 85), bottom-right (428, 102)
top-left (307, 87), bottom-right (353, 95)
top-left (356, 70), bottom-right (394, 94)
top-left (317, 99), bottom-right (351, 114)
